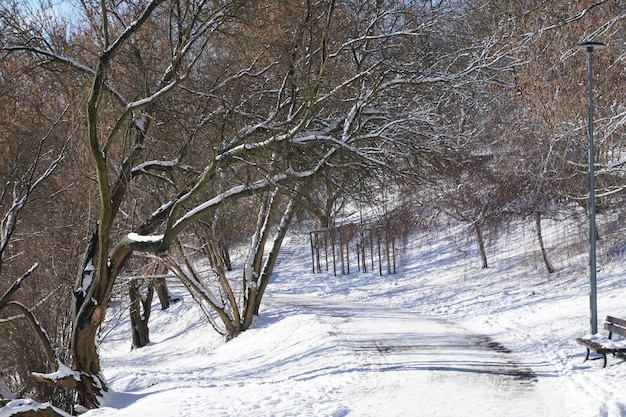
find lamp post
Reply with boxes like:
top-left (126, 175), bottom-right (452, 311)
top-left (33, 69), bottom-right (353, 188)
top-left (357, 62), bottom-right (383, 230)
top-left (575, 41), bottom-right (605, 334)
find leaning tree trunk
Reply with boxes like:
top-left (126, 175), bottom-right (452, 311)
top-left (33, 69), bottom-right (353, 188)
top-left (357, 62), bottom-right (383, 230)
top-left (71, 230), bottom-right (107, 407)
top-left (241, 190), bottom-right (278, 328)
top-left (535, 212), bottom-right (555, 273)
top-left (252, 197), bottom-right (296, 316)
top-left (473, 222), bottom-right (488, 269)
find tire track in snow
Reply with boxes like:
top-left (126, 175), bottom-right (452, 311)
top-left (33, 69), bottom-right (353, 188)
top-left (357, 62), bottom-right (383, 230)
top-left (268, 295), bottom-right (553, 415)
top-left (338, 311), bottom-right (537, 391)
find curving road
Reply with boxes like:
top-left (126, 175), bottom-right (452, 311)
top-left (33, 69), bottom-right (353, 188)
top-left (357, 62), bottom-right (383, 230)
top-left (267, 294), bottom-right (575, 417)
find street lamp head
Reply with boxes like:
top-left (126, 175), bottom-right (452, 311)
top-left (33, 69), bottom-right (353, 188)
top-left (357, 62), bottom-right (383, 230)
top-left (576, 41), bottom-right (607, 51)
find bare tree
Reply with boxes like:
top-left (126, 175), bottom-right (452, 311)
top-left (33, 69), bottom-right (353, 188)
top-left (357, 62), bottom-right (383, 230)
top-left (496, 1), bottom-right (625, 201)
top-left (1, 0), bottom-right (524, 410)
top-left (486, 0), bottom-right (626, 270)
top-left (0, 117), bottom-right (66, 404)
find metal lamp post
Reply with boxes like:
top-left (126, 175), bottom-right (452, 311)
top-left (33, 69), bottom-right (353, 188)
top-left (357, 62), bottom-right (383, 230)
top-left (575, 41), bottom-right (605, 334)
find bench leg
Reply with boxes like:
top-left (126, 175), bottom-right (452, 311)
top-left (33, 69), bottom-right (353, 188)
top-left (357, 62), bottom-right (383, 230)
top-left (602, 353), bottom-right (607, 368)
top-left (583, 348), bottom-right (590, 363)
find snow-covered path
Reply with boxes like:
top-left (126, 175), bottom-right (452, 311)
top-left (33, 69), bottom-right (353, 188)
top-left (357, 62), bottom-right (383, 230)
top-left (69, 223), bottom-right (626, 417)
top-left (266, 294), bottom-right (585, 417)
top-left (85, 290), bottom-right (585, 417)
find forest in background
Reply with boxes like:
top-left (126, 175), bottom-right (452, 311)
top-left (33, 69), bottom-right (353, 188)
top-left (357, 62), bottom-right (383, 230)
top-left (0, 0), bottom-right (624, 414)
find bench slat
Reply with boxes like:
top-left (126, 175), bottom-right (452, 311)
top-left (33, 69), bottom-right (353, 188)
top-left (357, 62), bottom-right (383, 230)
top-left (575, 337), bottom-right (621, 354)
top-left (605, 316), bottom-right (626, 337)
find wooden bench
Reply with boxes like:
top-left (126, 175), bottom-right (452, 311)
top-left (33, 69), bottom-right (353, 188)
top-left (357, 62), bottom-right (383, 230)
top-left (576, 315), bottom-right (626, 368)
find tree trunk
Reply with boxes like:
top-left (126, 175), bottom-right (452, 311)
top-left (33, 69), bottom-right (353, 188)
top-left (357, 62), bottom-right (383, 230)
top-left (218, 241), bottom-right (232, 271)
top-left (242, 191), bottom-right (278, 327)
top-left (377, 233), bottom-right (382, 275)
top-left (535, 213), bottom-right (555, 273)
top-left (71, 232), bottom-right (135, 407)
top-left (473, 222), bottom-right (488, 269)
top-left (71, 308), bottom-right (106, 406)
top-left (168, 235), bottom-right (242, 339)
top-left (252, 197), bottom-right (295, 316)
top-left (129, 278), bottom-right (153, 348)
top-left (309, 232), bottom-right (316, 273)
top-left (331, 230), bottom-right (337, 276)
top-left (154, 277), bottom-right (171, 309)
top-left (382, 230), bottom-right (388, 274)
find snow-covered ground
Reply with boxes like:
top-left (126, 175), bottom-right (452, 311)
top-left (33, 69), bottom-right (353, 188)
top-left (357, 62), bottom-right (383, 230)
top-left (4, 216), bottom-right (626, 416)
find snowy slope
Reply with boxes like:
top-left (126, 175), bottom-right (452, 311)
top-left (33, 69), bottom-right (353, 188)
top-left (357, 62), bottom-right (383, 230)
top-left (4, 216), bottom-right (626, 416)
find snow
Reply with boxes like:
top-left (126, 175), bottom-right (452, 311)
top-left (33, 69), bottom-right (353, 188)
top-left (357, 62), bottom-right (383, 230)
top-left (582, 334), bottom-right (626, 350)
top-left (127, 233), bottom-right (164, 243)
top-left (31, 360), bottom-right (80, 384)
top-left (7, 217), bottom-right (626, 416)
top-left (79, 258), bottom-right (95, 296)
top-left (0, 399), bottom-right (72, 417)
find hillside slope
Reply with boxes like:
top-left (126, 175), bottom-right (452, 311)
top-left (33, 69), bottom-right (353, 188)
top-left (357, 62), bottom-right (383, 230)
top-left (4, 217), bottom-right (626, 416)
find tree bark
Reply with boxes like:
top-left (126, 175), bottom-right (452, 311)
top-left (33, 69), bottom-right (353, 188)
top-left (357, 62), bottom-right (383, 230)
top-left (129, 279), bottom-right (153, 348)
top-left (252, 197), bottom-right (296, 316)
top-left (473, 222), bottom-right (488, 269)
top-left (71, 234), bottom-right (135, 407)
top-left (154, 277), bottom-right (171, 310)
top-left (535, 213), bottom-right (555, 273)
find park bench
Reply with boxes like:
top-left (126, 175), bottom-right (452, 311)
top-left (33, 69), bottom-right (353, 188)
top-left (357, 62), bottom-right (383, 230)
top-left (575, 315), bottom-right (626, 368)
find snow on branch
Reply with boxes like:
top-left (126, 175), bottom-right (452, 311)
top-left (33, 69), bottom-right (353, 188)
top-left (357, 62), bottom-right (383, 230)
top-left (31, 360), bottom-right (81, 386)
top-left (131, 159), bottom-right (180, 185)
top-left (0, 399), bottom-right (72, 417)
top-left (125, 79), bottom-right (179, 111)
top-left (127, 233), bottom-right (165, 244)
top-left (0, 264), bottom-right (39, 311)
top-left (162, 147), bottom-right (338, 245)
